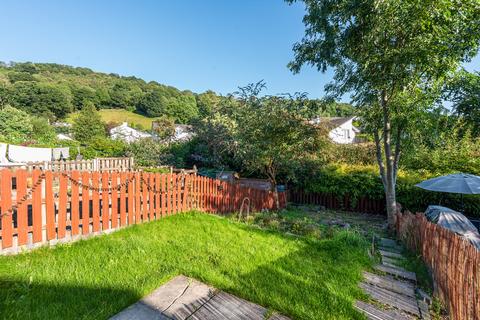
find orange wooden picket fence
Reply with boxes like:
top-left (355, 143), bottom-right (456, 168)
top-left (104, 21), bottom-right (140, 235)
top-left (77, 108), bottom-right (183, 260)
top-left (396, 210), bottom-right (480, 320)
top-left (0, 169), bottom-right (285, 254)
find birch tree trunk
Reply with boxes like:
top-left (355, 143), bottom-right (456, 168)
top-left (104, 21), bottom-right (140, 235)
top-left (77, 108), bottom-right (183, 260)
top-left (375, 90), bottom-right (398, 229)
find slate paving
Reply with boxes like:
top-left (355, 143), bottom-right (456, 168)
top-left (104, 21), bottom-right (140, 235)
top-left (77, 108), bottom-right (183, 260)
top-left (111, 275), bottom-right (289, 320)
top-left (356, 238), bottom-right (430, 320)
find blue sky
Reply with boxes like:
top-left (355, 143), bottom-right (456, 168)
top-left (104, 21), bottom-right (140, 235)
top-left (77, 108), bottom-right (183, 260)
top-left (1, 0), bottom-right (479, 99)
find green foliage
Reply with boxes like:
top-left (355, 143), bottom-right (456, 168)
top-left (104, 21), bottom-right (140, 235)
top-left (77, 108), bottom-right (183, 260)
top-left (0, 106), bottom-right (34, 144)
top-left (0, 212), bottom-right (371, 320)
top-left (30, 117), bottom-right (57, 146)
top-left (195, 90), bottom-right (221, 117)
top-left (124, 138), bottom-right (167, 167)
top-left (0, 62), bottom-right (203, 122)
top-left (7, 72), bottom-right (37, 83)
top-left (8, 81), bottom-right (73, 119)
top-left (137, 88), bottom-right (198, 123)
top-left (0, 106), bottom-right (57, 146)
top-left (402, 129), bottom-right (480, 175)
top-left (297, 163), bottom-right (480, 217)
top-left (446, 69), bottom-right (480, 136)
top-left (72, 102), bottom-right (106, 142)
top-left (151, 116), bottom-right (175, 139)
top-left (77, 137), bottom-right (126, 159)
top-left (288, 0), bottom-right (480, 221)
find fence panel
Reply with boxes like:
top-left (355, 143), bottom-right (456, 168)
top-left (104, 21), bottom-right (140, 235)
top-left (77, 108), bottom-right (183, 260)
top-left (396, 210), bottom-right (480, 320)
top-left (288, 189), bottom-right (385, 214)
top-left (0, 169), bottom-right (285, 254)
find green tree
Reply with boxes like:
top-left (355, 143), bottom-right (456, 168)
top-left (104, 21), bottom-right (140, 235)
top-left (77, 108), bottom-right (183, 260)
top-left (9, 82), bottom-right (73, 119)
top-left (0, 106), bottom-right (34, 144)
top-left (446, 70), bottom-right (480, 136)
top-left (196, 90), bottom-right (221, 118)
top-left (288, 0), bottom-right (480, 226)
top-left (72, 102), bottom-right (106, 143)
top-left (30, 117), bottom-right (57, 145)
top-left (233, 82), bottom-right (328, 208)
top-left (70, 84), bottom-right (99, 110)
top-left (151, 115), bottom-right (176, 140)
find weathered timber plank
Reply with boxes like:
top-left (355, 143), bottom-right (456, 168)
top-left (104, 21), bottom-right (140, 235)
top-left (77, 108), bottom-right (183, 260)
top-left (360, 282), bottom-right (420, 317)
top-left (363, 272), bottom-right (415, 298)
top-left (379, 238), bottom-right (404, 252)
top-left (143, 275), bottom-right (215, 319)
top-left (269, 313), bottom-right (292, 320)
top-left (382, 256), bottom-right (405, 267)
top-left (380, 238), bottom-right (399, 247)
top-left (379, 249), bottom-right (405, 260)
top-left (355, 301), bottom-right (412, 320)
top-left (417, 299), bottom-right (431, 320)
top-left (374, 264), bottom-right (417, 282)
top-left (189, 291), bottom-right (268, 320)
top-left (379, 246), bottom-right (403, 254)
top-left (110, 302), bottom-right (170, 320)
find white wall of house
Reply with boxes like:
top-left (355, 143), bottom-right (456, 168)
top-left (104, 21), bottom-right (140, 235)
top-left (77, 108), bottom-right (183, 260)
top-left (110, 122), bottom-right (152, 143)
top-left (328, 119), bottom-right (356, 144)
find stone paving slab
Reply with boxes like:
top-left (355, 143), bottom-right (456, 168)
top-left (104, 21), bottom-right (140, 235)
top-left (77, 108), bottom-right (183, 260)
top-left (110, 275), bottom-right (290, 320)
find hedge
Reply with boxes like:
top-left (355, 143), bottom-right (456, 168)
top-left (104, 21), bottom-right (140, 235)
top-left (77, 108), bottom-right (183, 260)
top-left (296, 164), bottom-right (480, 217)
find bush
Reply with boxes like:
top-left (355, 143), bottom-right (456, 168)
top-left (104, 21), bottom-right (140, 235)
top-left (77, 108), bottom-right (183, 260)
top-left (124, 138), bottom-right (167, 167)
top-left (74, 137), bottom-right (126, 159)
top-left (0, 106), bottom-right (34, 144)
top-left (296, 163), bottom-right (480, 217)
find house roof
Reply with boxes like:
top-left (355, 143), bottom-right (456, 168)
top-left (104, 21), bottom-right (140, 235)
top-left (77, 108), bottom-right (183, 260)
top-left (309, 116), bottom-right (356, 129)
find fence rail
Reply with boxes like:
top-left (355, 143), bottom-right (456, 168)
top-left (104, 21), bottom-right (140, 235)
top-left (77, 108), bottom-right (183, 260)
top-left (0, 169), bottom-right (285, 254)
top-left (396, 210), bottom-right (480, 320)
top-left (22, 157), bottom-right (134, 172)
top-left (288, 189), bottom-right (385, 214)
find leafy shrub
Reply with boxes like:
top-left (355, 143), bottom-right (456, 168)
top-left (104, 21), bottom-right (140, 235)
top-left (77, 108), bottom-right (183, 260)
top-left (76, 137), bottom-right (126, 159)
top-left (296, 164), bottom-right (480, 217)
top-left (124, 138), bottom-right (168, 167)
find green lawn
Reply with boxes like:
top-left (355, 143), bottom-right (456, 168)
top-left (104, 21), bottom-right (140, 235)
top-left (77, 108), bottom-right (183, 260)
top-left (67, 109), bottom-right (159, 130)
top-left (0, 212), bottom-right (371, 320)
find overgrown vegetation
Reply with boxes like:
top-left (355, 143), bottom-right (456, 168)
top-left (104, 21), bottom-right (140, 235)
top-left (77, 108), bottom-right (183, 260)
top-left (295, 164), bottom-right (480, 217)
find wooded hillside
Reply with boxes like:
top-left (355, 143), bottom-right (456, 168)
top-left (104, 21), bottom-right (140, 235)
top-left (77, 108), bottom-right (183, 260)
top-left (0, 61), bottom-right (354, 123)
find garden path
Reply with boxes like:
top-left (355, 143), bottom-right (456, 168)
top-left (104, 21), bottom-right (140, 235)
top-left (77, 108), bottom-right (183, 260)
top-left (355, 238), bottom-right (431, 320)
top-left (110, 275), bottom-right (290, 320)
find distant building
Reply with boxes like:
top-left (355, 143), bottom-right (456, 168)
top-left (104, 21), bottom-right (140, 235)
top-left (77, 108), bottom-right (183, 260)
top-left (110, 122), bottom-right (153, 143)
top-left (151, 121), bottom-right (195, 143)
top-left (56, 133), bottom-right (73, 141)
top-left (172, 124), bottom-right (194, 142)
top-left (309, 116), bottom-right (360, 144)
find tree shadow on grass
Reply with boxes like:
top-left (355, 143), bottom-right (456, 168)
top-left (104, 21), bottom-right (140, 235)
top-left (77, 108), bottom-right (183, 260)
top-left (189, 224), bottom-right (371, 320)
top-left (0, 278), bottom-right (141, 320)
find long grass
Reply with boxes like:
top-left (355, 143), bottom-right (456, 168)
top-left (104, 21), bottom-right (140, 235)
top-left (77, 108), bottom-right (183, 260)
top-left (67, 109), bottom-right (158, 129)
top-left (0, 212), bottom-right (371, 320)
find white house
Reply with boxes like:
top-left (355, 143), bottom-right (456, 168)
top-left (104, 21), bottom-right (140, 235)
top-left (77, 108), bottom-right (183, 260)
top-left (56, 133), bottom-right (73, 141)
top-left (171, 124), bottom-right (194, 142)
top-left (110, 122), bottom-right (153, 143)
top-left (309, 116), bottom-right (360, 144)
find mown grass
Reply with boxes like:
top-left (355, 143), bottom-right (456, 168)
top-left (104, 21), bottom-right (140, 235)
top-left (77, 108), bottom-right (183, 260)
top-left (67, 109), bottom-right (158, 129)
top-left (0, 212), bottom-right (371, 320)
